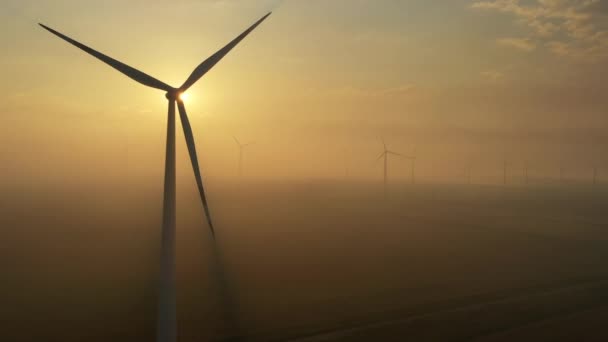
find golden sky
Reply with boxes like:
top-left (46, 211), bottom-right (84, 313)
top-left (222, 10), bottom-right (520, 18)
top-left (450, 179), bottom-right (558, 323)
top-left (1, 0), bottom-right (608, 185)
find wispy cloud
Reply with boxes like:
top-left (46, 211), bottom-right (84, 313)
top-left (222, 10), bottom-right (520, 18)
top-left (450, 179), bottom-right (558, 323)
top-left (497, 37), bottom-right (537, 51)
top-left (471, 0), bottom-right (608, 61)
top-left (306, 84), bottom-right (417, 99)
top-left (481, 70), bottom-right (505, 80)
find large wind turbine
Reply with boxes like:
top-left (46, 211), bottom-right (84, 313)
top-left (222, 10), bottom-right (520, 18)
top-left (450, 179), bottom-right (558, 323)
top-left (377, 139), bottom-right (403, 195)
top-left (233, 136), bottom-right (254, 177)
top-left (40, 12), bottom-right (272, 342)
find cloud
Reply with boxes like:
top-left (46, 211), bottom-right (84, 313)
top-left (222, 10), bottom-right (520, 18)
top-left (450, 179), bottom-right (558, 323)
top-left (481, 70), bottom-right (505, 80)
top-left (203, 0), bottom-right (287, 11)
top-left (497, 37), bottom-right (537, 51)
top-left (471, 0), bottom-right (608, 61)
top-left (306, 84), bottom-right (417, 99)
top-left (546, 40), bottom-right (571, 55)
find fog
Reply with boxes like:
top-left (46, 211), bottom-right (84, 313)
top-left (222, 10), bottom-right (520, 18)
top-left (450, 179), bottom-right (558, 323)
top-left (2, 177), bottom-right (608, 340)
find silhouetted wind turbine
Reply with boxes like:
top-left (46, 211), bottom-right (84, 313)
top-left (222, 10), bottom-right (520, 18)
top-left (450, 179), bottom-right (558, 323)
top-left (233, 136), bottom-right (254, 177)
top-left (403, 147), bottom-right (417, 184)
top-left (503, 159), bottom-right (508, 186)
top-left (594, 166), bottom-right (599, 186)
top-left (377, 139), bottom-right (403, 195)
top-left (342, 147), bottom-right (351, 180)
top-left (40, 12), bottom-right (272, 342)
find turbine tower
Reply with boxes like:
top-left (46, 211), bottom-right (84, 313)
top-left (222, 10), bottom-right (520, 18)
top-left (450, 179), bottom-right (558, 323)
top-left (594, 166), bottom-right (599, 186)
top-left (503, 160), bottom-right (508, 186)
top-left (40, 13), bottom-right (272, 342)
top-left (404, 147), bottom-right (417, 185)
top-left (233, 136), bottom-right (254, 177)
top-left (377, 139), bottom-right (403, 196)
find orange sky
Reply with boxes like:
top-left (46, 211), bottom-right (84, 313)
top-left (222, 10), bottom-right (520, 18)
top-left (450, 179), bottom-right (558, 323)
top-left (1, 0), bottom-right (608, 186)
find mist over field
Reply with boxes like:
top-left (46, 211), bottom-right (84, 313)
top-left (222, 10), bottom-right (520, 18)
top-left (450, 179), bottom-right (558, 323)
top-left (3, 178), bottom-right (608, 341)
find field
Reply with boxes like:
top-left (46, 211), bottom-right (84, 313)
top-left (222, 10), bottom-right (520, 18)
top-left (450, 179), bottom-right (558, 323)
top-left (2, 180), bottom-right (608, 341)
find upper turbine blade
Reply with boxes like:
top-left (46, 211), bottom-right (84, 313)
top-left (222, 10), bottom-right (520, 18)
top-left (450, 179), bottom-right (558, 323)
top-left (176, 101), bottom-right (216, 237)
top-left (39, 23), bottom-right (173, 92)
top-left (179, 12), bottom-right (272, 92)
top-left (232, 136), bottom-right (241, 146)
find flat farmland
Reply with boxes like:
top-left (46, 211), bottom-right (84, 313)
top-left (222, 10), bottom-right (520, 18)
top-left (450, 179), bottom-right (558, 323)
top-left (2, 181), bottom-right (608, 341)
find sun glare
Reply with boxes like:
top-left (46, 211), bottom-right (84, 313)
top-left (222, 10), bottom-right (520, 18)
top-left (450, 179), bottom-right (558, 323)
top-left (179, 92), bottom-right (190, 102)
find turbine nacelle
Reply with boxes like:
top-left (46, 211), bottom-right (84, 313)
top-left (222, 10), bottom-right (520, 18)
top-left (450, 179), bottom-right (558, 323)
top-left (165, 89), bottom-right (182, 101)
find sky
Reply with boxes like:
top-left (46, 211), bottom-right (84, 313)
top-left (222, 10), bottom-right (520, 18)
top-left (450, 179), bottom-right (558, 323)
top-left (1, 0), bottom-right (608, 186)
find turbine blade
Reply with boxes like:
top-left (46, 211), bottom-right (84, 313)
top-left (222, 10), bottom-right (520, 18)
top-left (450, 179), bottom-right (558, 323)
top-left (388, 151), bottom-right (403, 157)
top-left (232, 136), bottom-right (241, 146)
top-left (39, 24), bottom-right (173, 92)
top-left (376, 152), bottom-right (386, 161)
top-left (179, 12), bottom-right (272, 92)
top-left (177, 101), bottom-right (215, 237)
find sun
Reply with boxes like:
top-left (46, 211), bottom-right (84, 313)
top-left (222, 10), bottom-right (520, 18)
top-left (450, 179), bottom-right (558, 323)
top-left (179, 92), bottom-right (190, 102)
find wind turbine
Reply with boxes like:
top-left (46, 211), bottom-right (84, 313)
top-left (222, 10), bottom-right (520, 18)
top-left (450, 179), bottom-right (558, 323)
top-left (377, 139), bottom-right (403, 195)
top-left (594, 166), bottom-right (599, 186)
top-left (40, 12), bottom-right (272, 342)
top-left (403, 147), bottom-right (417, 185)
top-left (233, 136), bottom-right (254, 177)
top-left (503, 159), bottom-right (508, 186)
top-left (342, 147), bottom-right (350, 180)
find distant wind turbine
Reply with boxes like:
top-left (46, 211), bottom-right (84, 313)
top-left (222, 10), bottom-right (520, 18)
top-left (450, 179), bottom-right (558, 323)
top-left (342, 147), bottom-right (350, 180)
top-left (40, 12), bottom-right (272, 342)
top-left (503, 159), bottom-right (508, 186)
top-left (233, 136), bottom-right (254, 177)
top-left (594, 166), bottom-right (599, 186)
top-left (404, 147), bottom-right (417, 185)
top-left (377, 139), bottom-right (403, 195)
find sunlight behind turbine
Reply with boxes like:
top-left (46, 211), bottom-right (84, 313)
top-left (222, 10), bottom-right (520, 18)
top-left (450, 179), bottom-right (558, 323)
top-left (179, 92), bottom-right (190, 102)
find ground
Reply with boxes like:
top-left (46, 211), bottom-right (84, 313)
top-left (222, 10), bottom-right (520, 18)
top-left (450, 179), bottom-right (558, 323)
top-left (1, 180), bottom-right (608, 341)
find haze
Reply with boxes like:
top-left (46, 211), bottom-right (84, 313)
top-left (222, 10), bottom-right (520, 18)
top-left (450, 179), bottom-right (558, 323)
top-left (2, 1), bottom-right (608, 341)
top-left (1, 0), bottom-right (607, 186)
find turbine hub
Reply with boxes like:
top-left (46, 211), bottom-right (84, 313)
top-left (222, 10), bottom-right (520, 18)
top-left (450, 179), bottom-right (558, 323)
top-left (165, 90), bottom-right (181, 101)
